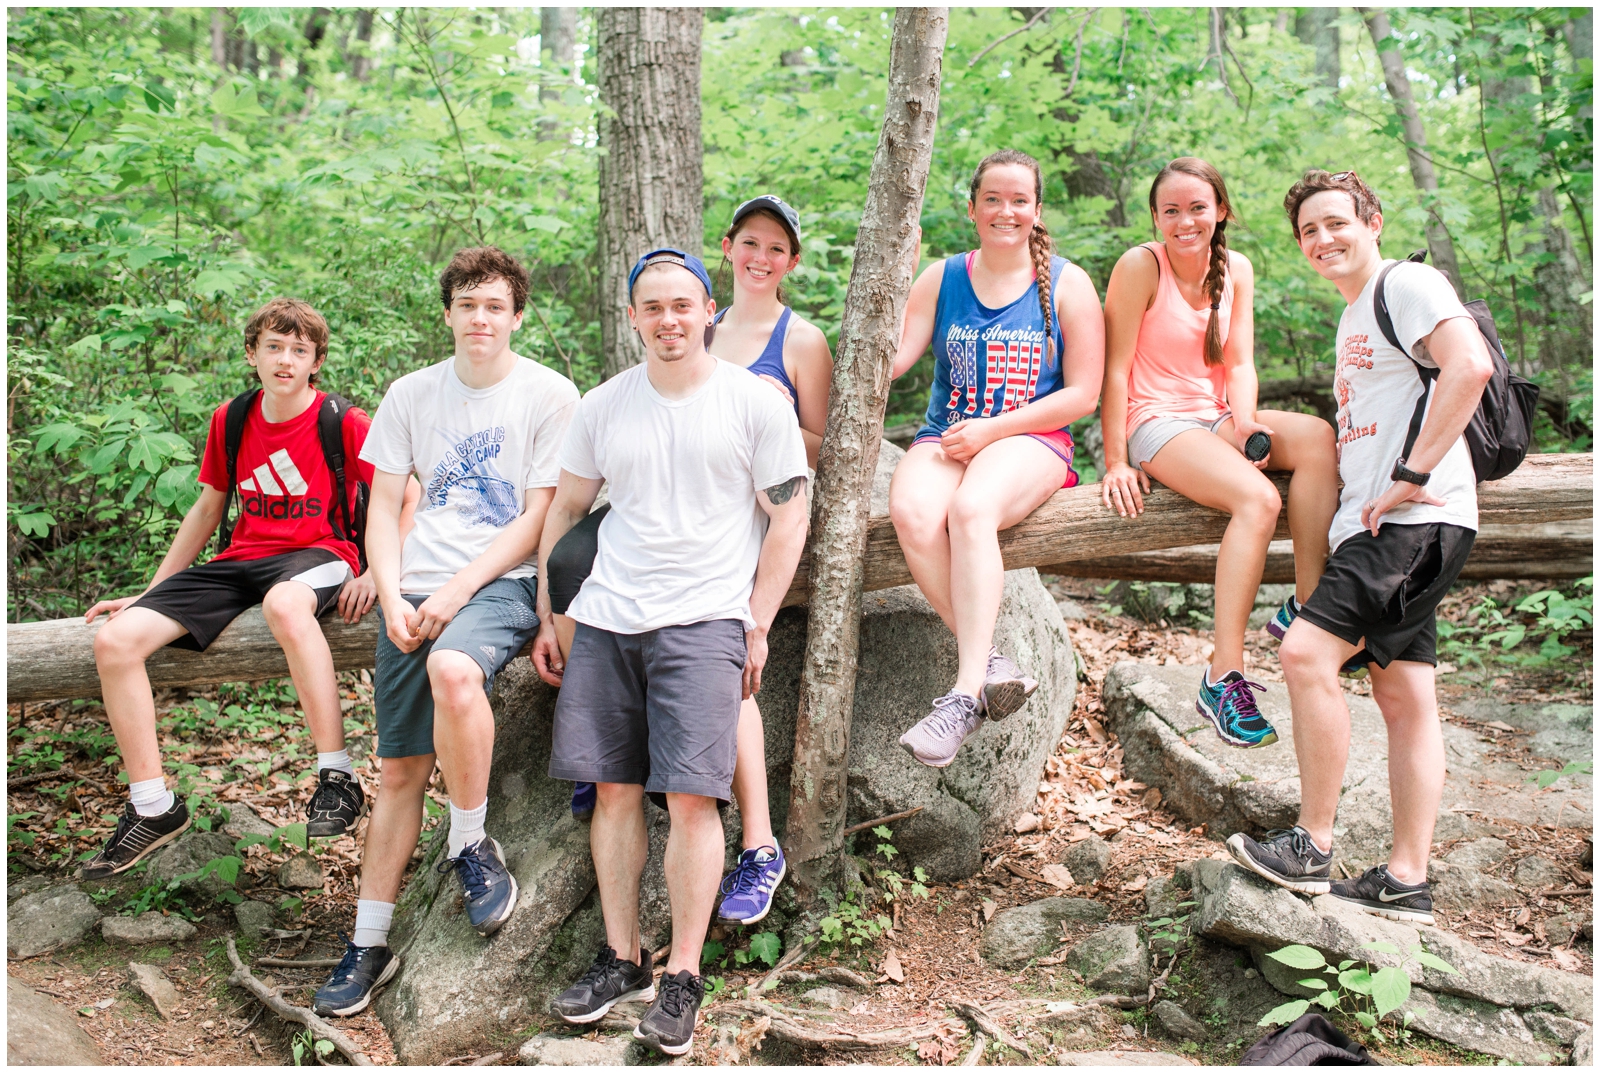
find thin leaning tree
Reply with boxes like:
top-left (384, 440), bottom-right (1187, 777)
top-left (784, 7), bottom-right (950, 901)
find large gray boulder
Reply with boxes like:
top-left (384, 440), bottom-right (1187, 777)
top-left (1103, 662), bottom-right (1590, 870)
top-left (1191, 859), bottom-right (1592, 1063)
top-left (7, 884), bottom-right (100, 959)
top-left (7, 976), bottom-right (104, 1065)
top-left (376, 442), bottom-right (1078, 1063)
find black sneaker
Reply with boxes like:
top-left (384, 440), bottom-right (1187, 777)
top-left (81, 798), bottom-right (190, 880)
top-left (633, 969), bottom-right (704, 1057)
top-left (1330, 865), bottom-right (1434, 925)
top-left (312, 941), bottom-right (400, 1016)
top-left (306, 769), bottom-right (366, 837)
top-left (1226, 826), bottom-right (1332, 894)
top-left (552, 945), bottom-right (655, 1024)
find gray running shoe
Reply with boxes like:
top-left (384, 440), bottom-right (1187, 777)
top-left (981, 646), bottom-right (1037, 721)
top-left (898, 690), bottom-right (985, 768)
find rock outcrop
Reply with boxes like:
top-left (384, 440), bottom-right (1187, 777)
top-left (1191, 859), bottom-right (1592, 1064)
top-left (7, 884), bottom-right (101, 960)
top-left (376, 443), bottom-right (1078, 1063)
top-left (1103, 662), bottom-right (1590, 870)
top-left (7, 976), bottom-right (104, 1065)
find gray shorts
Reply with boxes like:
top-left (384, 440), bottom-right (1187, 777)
top-left (1127, 412), bottom-right (1232, 472)
top-left (548, 619), bottom-right (746, 804)
top-left (373, 576), bottom-right (541, 759)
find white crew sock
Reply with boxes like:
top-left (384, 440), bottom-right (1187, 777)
top-left (352, 899), bottom-right (395, 948)
top-left (317, 749), bottom-right (356, 778)
top-left (129, 777), bottom-right (175, 818)
top-left (447, 800), bottom-right (488, 857)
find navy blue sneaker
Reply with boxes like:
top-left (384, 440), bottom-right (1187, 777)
top-left (1196, 670), bottom-right (1277, 748)
top-left (437, 837), bottom-right (518, 936)
top-left (571, 782), bottom-right (596, 823)
top-left (717, 845), bottom-right (786, 924)
top-left (312, 941), bottom-right (400, 1016)
top-left (1266, 595), bottom-right (1300, 641)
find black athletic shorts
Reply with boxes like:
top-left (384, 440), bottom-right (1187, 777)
top-left (546, 504), bottom-right (609, 616)
top-left (131, 548), bottom-right (350, 651)
top-left (1297, 522), bottom-right (1475, 669)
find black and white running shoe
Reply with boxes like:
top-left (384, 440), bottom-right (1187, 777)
top-left (81, 798), bottom-right (190, 880)
top-left (312, 941), bottom-right (400, 1016)
top-left (633, 969), bottom-right (704, 1057)
top-left (306, 769), bottom-right (366, 837)
top-left (1226, 826), bottom-right (1332, 895)
top-left (551, 945), bottom-right (655, 1025)
top-left (1330, 865), bottom-right (1434, 925)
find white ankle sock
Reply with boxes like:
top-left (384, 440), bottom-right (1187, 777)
top-left (447, 800), bottom-right (487, 857)
top-left (352, 899), bottom-right (395, 948)
top-left (318, 749), bottom-right (355, 777)
top-left (129, 777), bottom-right (175, 818)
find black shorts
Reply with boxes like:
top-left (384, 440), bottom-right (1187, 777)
top-left (1298, 523), bottom-right (1475, 669)
top-left (548, 618), bottom-right (745, 809)
top-left (132, 548), bottom-right (350, 651)
top-left (546, 504), bottom-right (609, 616)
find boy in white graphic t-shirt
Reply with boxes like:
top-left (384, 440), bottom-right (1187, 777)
top-left (1226, 170), bottom-right (1494, 926)
top-left (312, 247), bottom-right (579, 1018)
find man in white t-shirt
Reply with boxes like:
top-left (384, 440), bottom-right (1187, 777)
top-left (312, 247), bottom-right (579, 1018)
top-left (1226, 171), bottom-right (1493, 927)
top-left (535, 249), bottom-right (809, 1055)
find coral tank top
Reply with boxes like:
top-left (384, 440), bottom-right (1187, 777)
top-left (1125, 242), bottom-right (1232, 432)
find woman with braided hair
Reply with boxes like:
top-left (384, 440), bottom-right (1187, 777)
top-left (1100, 157), bottom-right (1338, 749)
top-left (889, 149), bottom-right (1104, 767)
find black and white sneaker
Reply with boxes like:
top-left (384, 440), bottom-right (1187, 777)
top-left (551, 945), bottom-right (655, 1025)
top-left (633, 969), bottom-right (704, 1057)
top-left (1226, 826), bottom-right (1332, 895)
top-left (312, 941), bottom-right (400, 1016)
top-left (306, 769), bottom-right (366, 837)
top-left (81, 798), bottom-right (190, 880)
top-left (1330, 865), bottom-right (1434, 925)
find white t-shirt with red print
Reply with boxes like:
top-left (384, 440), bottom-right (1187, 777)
top-left (1330, 260), bottom-right (1478, 552)
top-left (198, 391), bottom-right (375, 575)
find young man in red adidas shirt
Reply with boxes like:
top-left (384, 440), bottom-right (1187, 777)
top-left (82, 298), bottom-right (418, 881)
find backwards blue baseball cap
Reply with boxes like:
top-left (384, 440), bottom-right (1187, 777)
top-left (627, 248), bottom-right (713, 302)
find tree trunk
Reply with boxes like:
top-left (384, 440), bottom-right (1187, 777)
top-left (1360, 8), bottom-right (1464, 295)
top-left (541, 8), bottom-right (577, 87)
top-left (210, 7), bottom-right (227, 67)
top-left (784, 7), bottom-right (949, 902)
top-left (596, 8), bottom-right (704, 380)
top-left (1294, 7), bottom-right (1340, 90)
top-left (350, 9), bottom-right (374, 82)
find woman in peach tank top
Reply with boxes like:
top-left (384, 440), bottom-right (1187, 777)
top-left (1100, 158), bottom-right (1339, 751)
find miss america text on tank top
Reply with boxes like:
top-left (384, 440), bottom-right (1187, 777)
top-left (916, 252), bottom-right (1070, 440)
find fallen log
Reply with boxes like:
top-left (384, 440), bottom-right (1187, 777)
top-left (1043, 519), bottom-right (1592, 584)
top-left (7, 453), bottom-right (1590, 703)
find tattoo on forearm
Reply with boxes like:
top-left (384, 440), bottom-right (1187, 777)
top-left (764, 476), bottom-right (806, 505)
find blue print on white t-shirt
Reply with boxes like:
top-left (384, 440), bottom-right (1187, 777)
top-left (426, 426), bottom-right (518, 528)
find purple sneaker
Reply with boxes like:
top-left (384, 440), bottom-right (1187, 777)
top-left (717, 845), bottom-right (786, 924)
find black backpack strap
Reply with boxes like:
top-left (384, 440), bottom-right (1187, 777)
top-left (316, 393), bottom-right (356, 554)
top-left (1374, 252), bottom-right (1438, 461)
top-left (217, 388), bottom-right (262, 552)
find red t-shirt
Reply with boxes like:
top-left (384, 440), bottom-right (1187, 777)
top-left (198, 392), bottom-right (376, 574)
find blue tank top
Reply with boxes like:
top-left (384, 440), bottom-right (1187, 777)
top-left (713, 306), bottom-right (799, 416)
top-left (916, 253), bottom-right (1070, 440)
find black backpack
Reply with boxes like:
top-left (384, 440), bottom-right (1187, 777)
top-left (1241, 1012), bottom-right (1379, 1066)
top-left (217, 388), bottom-right (370, 572)
top-left (1373, 250), bottom-right (1540, 483)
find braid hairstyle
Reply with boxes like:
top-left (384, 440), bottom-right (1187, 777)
top-left (1148, 156), bottom-right (1235, 367)
top-left (969, 148), bottom-right (1057, 368)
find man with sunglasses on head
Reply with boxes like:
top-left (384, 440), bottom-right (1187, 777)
top-left (1225, 170), bottom-right (1493, 926)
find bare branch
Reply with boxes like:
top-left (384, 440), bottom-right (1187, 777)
top-left (224, 937), bottom-right (373, 1066)
top-left (969, 8), bottom-right (1051, 67)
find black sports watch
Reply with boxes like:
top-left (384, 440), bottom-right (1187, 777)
top-left (1391, 457), bottom-right (1431, 486)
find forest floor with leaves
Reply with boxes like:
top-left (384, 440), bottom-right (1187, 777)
top-left (6, 578), bottom-right (1592, 1066)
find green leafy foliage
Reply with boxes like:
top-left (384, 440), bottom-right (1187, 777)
top-left (1438, 577), bottom-right (1594, 675)
top-left (1260, 939), bottom-right (1455, 1044)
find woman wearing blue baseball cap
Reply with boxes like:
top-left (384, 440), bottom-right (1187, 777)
top-left (544, 196), bottom-right (833, 928)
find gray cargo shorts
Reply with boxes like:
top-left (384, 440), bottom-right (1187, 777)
top-left (548, 618), bottom-right (746, 805)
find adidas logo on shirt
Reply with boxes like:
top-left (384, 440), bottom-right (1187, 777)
top-left (239, 449), bottom-right (324, 519)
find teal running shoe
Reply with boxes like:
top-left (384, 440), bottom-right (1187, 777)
top-left (1266, 595), bottom-right (1300, 641)
top-left (1340, 651), bottom-right (1371, 680)
top-left (1196, 670), bottom-right (1277, 748)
